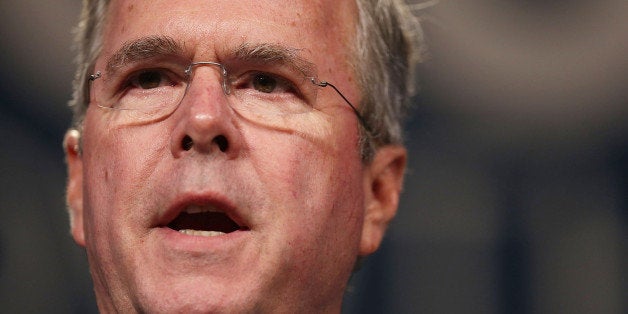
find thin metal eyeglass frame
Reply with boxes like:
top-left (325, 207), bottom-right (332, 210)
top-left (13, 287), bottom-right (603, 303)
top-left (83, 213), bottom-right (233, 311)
top-left (88, 61), bottom-right (371, 134)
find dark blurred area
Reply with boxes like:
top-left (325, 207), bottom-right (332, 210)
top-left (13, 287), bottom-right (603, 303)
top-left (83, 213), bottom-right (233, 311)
top-left (1, 1), bottom-right (626, 313)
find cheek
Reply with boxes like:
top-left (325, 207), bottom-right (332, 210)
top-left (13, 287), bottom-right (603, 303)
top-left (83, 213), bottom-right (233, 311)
top-left (243, 114), bottom-right (356, 199)
top-left (81, 116), bottom-right (171, 227)
top-left (244, 116), bottom-right (364, 230)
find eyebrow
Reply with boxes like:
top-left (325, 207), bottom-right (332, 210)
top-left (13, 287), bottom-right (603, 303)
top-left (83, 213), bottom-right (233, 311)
top-left (231, 43), bottom-right (317, 78)
top-left (104, 36), bottom-right (317, 78)
top-left (105, 36), bottom-right (184, 75)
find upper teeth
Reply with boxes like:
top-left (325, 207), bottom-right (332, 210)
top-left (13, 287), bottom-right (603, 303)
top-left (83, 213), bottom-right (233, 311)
top-left (185, 205), bottom-right (220, 214)
top-left (179, 229), bottom-right (225, 237)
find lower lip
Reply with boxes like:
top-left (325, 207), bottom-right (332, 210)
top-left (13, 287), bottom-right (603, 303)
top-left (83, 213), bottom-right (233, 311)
top-left (154, 226), bottom-right (250, 253)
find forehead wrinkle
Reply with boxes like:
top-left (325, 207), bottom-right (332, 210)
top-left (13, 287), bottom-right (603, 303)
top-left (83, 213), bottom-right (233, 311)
top-left (105, 35), bottom-right (185, 75)
top-left (231, 43), bottom-right (317, 78)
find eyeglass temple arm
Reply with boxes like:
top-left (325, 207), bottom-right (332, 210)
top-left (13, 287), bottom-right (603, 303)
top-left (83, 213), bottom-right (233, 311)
top-left (311, 79), bottom-right (372, 135)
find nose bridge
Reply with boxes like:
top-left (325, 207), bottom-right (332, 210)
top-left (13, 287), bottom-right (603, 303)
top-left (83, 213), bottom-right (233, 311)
top-left (170, 61), bottom-right (241, 158)
top-left (178, 62), bottom-right (232, 117)
top-left (185, 61), bottom-right (230, 96)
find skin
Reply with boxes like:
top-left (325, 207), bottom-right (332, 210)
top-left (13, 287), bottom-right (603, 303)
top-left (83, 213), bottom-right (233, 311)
top-left (64, 0), bottom-right (406, 313)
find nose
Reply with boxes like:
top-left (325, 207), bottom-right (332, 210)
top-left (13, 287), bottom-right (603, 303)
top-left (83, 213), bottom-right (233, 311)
top-left (170, 67), bottom-right (242, 158)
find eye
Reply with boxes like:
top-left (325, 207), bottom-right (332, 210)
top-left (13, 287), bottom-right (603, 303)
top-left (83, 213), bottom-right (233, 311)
top-left (128, 69), bottom-right (176, 90)
top-left (252, 73), bottom-right (278, 93)
top-left (236, 71), bottom-right (297, 95)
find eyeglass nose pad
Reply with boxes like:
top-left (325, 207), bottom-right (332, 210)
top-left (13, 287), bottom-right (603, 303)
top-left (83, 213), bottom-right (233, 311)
top-left (184, 62), bottom-right (231, 96)
top-left (219, 67), bottom-right (230, 96)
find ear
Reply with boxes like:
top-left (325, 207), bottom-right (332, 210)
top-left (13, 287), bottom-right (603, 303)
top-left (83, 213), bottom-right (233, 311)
top-left (64, 129), bottom-right (86, 246)
top-left (359, 145), bottom-right (407, 256)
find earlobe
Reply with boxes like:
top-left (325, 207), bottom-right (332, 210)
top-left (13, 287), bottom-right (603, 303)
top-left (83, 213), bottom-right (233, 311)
top-left (64, 129), bottom-right (86, 246)
top-left (359, 145), bottom-right (407, 256)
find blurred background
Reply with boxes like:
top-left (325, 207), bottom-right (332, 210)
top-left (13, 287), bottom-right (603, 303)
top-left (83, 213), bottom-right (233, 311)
top-left (0, 0), bottom-right (626, 313)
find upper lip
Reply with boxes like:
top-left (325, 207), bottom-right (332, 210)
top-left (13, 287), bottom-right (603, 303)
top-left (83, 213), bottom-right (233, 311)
top-left (158, 191), bottom-right (248, 231)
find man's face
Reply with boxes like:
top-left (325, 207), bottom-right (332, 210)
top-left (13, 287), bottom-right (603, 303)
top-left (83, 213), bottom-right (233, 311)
top-left (65, 0), bottom-right (405, 312)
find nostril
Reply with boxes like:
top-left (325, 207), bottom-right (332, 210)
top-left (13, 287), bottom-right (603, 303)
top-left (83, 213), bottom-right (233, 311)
top-left (214, 135), bottom-right (229, 152)
top-left (181, 135), bottom-right (193, 151)
top-left (180, 135), bottom-right (229, 152)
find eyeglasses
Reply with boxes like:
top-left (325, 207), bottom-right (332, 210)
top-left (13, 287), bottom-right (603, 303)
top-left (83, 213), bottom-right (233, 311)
top-left (88, 60), bottom-right (370, 133)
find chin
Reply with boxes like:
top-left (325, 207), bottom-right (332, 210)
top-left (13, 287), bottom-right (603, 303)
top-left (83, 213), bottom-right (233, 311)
top-left (122, 282), bottom-right (258, 314)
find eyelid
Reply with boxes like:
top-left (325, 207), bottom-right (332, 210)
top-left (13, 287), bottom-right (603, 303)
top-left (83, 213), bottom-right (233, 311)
top-left (228, 62), bottom-right (313, 95)
top-left (231, 71), bottom-right (297, 92)
top-left (106, 57), bottom-right (188, 82)
top-left (108, 62), bottom-right (187, 93)
top-left (226, 58), bottom-right (298, 76)
top-left (128, 68), bottom-right (179, 87)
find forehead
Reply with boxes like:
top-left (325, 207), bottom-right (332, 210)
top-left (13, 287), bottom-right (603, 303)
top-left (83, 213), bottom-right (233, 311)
top-left (101, 0), bottom-right (358, 66)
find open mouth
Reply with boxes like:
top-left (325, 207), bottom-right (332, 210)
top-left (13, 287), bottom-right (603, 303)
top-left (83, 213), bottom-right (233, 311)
top-left (167, 205), bottom-right (249, 237)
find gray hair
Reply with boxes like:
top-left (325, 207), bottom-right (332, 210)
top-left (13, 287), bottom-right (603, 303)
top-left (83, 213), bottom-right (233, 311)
top-left (354, 0), bottom-right (424, 159)
top-left (68, 0), bottom-right (424, 159)
top-left (69, 0), bottom-right (107, 133)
